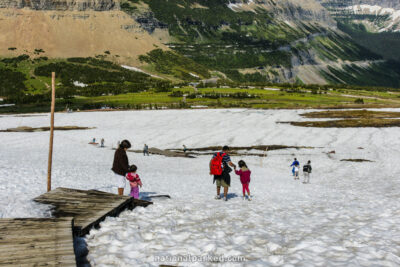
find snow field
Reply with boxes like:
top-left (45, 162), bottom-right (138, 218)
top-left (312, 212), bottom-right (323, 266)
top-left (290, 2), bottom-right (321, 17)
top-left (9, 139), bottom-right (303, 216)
top-left (0, 109), bottom-right (400, 266)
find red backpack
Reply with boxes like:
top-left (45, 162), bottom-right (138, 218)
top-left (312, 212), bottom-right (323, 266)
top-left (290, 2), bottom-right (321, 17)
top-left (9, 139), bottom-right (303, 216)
top-left (210, 152), bottom-right (226, 175)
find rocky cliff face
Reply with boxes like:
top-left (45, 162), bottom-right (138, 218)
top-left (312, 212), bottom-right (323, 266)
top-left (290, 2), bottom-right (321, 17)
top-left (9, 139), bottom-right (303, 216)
top-left (0, 0), bottom-right (119, 11)
top-left (318, 0), bottom-right (400, 9)
top-left (0, 0), bottom-right (398, 86)
top-left (317, 0), bottom-right (400, 32)
top-left (226, 0), bottom-right (335, 26)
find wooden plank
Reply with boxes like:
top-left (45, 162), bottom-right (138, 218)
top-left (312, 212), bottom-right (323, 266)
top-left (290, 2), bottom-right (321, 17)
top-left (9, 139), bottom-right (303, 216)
top-left (34, 187), bottom-right (152, 236)
top-left (1, 188), bottom-right (153, 266)
top-left (0, 217), bottom-right (75, 266)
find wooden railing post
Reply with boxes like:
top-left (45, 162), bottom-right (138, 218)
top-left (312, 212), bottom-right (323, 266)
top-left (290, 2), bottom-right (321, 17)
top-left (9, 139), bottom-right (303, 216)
top-left (47, 72), bottom-right (56, 192)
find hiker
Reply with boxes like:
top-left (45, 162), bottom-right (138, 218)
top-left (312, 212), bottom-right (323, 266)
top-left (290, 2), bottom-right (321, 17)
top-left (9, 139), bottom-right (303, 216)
top-left (303, 160), bottom-right (312, 184)
top-left (112, 140), bottom-right (131, 195)
top-left (92, 137), bottom-right (96, 143)
top-left (290, 158), bottom-right (300, 177)
top-left (210, 146), bottom-right (236, 201)
top-left (126, 164), bottom-right (142, 199)
top-left (183, 145), bottom-right (188, 153)
top-left (101, 138), bottom-right (105, 147)
top-left (143, 144), bottom-right (149, 156)
top-left (234, 160), bottom-right (252, 201)
top-left (294, 165), bottom-right (300, 180)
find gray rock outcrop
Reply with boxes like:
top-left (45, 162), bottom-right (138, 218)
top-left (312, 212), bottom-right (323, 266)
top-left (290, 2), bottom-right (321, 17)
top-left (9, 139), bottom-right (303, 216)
top-left (0, 0), bottom-right (119, 11)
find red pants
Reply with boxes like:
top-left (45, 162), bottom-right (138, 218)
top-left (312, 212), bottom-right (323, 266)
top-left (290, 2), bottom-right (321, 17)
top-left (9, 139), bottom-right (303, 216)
top-left (242, 183), bottom-right (250, 195)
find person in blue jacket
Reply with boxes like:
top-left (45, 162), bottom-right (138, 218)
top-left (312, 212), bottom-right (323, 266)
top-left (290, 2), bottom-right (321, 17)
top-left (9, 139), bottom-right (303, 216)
top-left (290, 158), bottom-right (300, 176)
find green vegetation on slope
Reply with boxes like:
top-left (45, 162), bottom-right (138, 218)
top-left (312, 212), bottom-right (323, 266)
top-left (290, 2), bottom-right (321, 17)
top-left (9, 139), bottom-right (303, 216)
top-left (338, 22), bottom-right (400, 62)
top-left (138, 49), bottom-right (210, 80)
top-left (320, 61), bottom-right (400, 88)
top-left (0, 55), bottom-right (169, 104)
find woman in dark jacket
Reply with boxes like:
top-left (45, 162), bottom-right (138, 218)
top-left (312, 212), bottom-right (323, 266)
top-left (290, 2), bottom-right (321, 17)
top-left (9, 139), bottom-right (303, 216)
top-left (112, 140), bottom-right (131, 195)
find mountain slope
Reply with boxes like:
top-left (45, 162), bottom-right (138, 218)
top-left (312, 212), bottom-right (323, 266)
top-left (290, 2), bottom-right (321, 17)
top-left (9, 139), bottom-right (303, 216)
top-left (318, 0), bottom-right (400, 32)
top-left (135, 0), bottom-right (399, 86)
top-left (0, 2), bottom-right (166, 65)
top-left (316, 0), bottom-right (400, 66)
top-left (1, 0), bottom-right (400, 87)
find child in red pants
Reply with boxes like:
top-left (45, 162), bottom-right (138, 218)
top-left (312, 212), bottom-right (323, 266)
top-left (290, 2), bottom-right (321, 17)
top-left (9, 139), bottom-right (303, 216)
top-left (234, 160), bottom-right (252, 201)
top-left (126, 164), bottom-right (142, 199)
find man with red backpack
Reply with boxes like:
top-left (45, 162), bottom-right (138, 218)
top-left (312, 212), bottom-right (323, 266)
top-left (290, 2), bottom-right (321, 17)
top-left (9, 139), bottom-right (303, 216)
top-left (210, 146), bottom-right (236, 201)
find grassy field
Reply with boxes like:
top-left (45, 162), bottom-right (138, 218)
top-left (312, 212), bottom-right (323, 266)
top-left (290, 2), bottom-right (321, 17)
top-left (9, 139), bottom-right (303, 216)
top-left (289, 110), bottom-right (400, 128)
top-left (81, 87), bottom-right (399, 108)
top-left (2, 86), bottom-right (400, 114)
top-left (300, 110), bottom-right (400, 119)
top-left (291, 119), bottom-right (400, 128)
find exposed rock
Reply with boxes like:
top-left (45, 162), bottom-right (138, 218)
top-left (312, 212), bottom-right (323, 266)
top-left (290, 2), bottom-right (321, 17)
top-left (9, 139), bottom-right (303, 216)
top-left (340, 158), bottom-right (373, 162)
top-left (0, 0), bottom-right (119, 11)
top-left (228, 0), bottom-right (336, 26)
top-left (318, 0), bottom-right (400, 10)
top-left (0, 126), bottom-right (94, 132)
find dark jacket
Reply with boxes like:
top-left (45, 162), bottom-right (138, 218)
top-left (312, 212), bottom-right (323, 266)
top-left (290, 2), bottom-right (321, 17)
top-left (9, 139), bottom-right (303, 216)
top-left (112, 148), bottom-right (129, 176)
top-left (303, 164), bottom-right (312, 173)
top-left (213, 162), bottom-right (232, 186)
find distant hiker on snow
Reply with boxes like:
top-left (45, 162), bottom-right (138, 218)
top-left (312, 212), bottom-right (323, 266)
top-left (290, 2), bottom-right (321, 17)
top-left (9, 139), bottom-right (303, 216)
top-left (126, 164), bottom-right (142, 199)
top-left (112, 140), bottom-right (131, 196)
top-left (210, 146), bottom-right (236, 201)
top-left (290, 158), bottom-right (300, 178)
top-left (234, 160), bottom-right (252, 201)
top-left (143, 144), bottom-right (149, 156)
top-left (303, 160), bottom-right (312, 184)
top-left (293, 165), bottom-right (299, 180)
top-left (101, 138), bottom-right (105, 147)
top-left (92, 137), bottom-right (96, 143)
top-left (183, 145), bottom-right (188, 153)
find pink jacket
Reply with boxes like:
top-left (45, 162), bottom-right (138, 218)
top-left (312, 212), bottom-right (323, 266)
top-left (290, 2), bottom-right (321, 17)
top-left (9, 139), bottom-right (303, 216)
top-left (126, 172), bottom-right (142, 188)
top-left (235, 168), bottom-right (251, 184)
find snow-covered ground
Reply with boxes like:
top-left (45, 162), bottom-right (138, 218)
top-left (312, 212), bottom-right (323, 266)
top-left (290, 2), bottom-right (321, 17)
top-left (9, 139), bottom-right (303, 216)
top-left (1, 109), bottom-right (400, 266)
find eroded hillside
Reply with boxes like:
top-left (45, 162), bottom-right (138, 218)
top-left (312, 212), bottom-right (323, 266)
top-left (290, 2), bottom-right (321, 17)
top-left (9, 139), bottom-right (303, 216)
top-left (1, 0), bottom-right (400, 87)
top-left (0, 0), bottom-right (166, 66)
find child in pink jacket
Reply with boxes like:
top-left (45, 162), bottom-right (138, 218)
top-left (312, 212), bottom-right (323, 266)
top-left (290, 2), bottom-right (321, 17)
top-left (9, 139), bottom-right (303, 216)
top-left (126, 165), bottom-right (142, 199)
top-left (234, 160), bottom-right (252, 201)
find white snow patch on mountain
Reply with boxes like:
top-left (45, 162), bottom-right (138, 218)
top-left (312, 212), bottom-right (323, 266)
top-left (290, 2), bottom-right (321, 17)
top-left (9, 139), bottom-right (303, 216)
top-left (346, 4), bottom-right (400, 32)
top-left (227, 0), bottom-right (255, 12)
top-left (121, 65), bottom-right (163, 79)
top-left (73, 81), bottom-right (88, 87)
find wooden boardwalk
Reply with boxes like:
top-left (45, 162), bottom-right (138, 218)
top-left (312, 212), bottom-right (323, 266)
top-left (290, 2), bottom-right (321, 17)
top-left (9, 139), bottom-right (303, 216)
top-left (0, 218), bottom-right (75, 266)
top-left (0, 187), bottom-right (152, 266)
top-left (34, 187), bottom-right (152, 236)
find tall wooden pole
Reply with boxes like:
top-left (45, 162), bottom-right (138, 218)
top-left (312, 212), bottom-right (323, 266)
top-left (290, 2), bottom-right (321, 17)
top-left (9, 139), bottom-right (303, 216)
top-left (47, 72), bottom-right (56, 192)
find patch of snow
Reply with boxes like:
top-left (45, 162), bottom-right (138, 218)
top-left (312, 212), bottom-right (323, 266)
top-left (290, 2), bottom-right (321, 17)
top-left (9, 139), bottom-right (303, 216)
top-left (345, 4), bottom-right (400, 32)
top-left (227, 0), bottom-right (255, 12)
top-left (190, 105), bottom-right (208, 108)
top-left (189, 73), bottom-right (199, 78)
top-left (121, 65), bottom-right (163, 79)
top-left (1, 109), bottom-right (400, 266)
top-left (73, 81), bottom-right (88, 88)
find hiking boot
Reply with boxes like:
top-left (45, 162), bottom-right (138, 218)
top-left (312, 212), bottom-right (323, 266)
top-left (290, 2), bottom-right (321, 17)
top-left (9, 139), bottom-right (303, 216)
top-left (242, 196), bottom-right (245, 200)
top-left (215, 195), bottom-right (221, 200)
top-left (247, 196), bottom-right (252, 201)
top-left (224, 197), bottom-right (228, 201)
